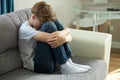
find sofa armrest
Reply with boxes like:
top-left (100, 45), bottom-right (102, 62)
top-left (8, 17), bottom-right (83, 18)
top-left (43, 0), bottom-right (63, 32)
top-left (70, 29), bottom-right (112, 70)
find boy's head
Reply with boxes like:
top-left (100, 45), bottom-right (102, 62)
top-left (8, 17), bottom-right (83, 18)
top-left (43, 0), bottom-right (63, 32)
top-left (31, 1), bottom-right (56, 24)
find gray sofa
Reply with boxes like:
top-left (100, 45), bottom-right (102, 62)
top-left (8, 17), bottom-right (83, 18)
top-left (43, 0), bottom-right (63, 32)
top-left (0, 9), bottom-right (112, 80)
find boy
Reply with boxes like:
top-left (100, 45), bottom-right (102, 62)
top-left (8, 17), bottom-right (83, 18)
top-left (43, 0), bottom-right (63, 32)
top-left (19, 1), bottom-right (91, 74)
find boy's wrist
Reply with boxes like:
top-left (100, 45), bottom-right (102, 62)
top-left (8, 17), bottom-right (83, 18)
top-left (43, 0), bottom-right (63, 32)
top-left (63, 28), bottom-right (70, 35)
top-left (65, 36), bottom-right (69, 42)
top-left (63, 28), bottom-right (72, 42)
top-left (65, 35), bottom-right (72, 42)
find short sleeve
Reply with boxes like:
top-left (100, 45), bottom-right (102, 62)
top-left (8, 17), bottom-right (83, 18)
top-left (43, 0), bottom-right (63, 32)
top-left (19, 22), bottom-right (39, 41)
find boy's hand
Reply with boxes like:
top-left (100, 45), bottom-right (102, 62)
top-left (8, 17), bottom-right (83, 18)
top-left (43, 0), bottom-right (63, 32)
top-left (47, 31), bottom-right (66, 48)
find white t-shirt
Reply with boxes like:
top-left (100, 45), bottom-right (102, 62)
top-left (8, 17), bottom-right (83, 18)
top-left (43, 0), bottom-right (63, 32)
top-left (18, 21), bottom-right (39, 71)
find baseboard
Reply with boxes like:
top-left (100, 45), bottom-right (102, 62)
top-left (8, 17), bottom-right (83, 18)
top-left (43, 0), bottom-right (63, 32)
top-left (112, 41), bottom-right (120, 49)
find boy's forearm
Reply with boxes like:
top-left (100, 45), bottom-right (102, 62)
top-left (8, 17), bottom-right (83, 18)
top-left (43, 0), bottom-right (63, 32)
top-left (33, 28), bottom-right (72, 48)
top-left (33, 31), bottom-right (51, 43)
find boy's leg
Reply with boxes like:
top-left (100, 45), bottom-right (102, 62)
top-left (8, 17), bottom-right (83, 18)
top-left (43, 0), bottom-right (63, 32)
top-left (40, 21), bottom-right (68, 65)
top-left (54, 20), bottom-right (91, 70)
top-left (34, 21), bottom-right (68, 73)
top-left (34, 21), bottom-right (89, 74)
top-left (53, 20), bottom-right (73, 58)
top-left (34, 41), bottom-right (55, 73)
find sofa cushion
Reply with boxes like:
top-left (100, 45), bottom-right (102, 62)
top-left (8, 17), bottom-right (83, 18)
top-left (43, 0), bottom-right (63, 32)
top-left (0, 48), bottom-right (22, 75)
top-left (0, 14), bottom-right (17, 53)
top-left (0, 57), bottom-right (107, 80)
top-left (0, 9), bottom-right (31, 75)
top-left (0, 9), bottom-right (31, 53)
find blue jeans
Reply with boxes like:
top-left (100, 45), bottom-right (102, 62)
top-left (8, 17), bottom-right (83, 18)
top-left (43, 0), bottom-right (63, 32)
top-left (34, 20), bottom-right (73, 73)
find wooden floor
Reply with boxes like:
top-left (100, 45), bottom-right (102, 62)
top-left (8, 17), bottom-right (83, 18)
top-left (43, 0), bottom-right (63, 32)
top-left (106, 48), bottom-right (120, 80)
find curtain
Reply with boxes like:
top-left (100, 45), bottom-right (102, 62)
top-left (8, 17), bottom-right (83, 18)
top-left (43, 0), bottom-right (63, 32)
top-left (0, 0), bottom-right (14, 15)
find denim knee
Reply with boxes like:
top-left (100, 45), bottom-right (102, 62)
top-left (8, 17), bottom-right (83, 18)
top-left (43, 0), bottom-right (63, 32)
top-left (54, 20), bottom-right (64, 30)
top-left (40, 21), bottom-right (58, 33)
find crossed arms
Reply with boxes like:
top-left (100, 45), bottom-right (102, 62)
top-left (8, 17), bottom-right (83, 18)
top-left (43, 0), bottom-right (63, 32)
top-left (33, 28), bottom-right (72, 48)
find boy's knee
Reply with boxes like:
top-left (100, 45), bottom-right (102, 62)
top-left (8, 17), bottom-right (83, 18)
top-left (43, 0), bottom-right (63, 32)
top-left (41, 21), bottom-right (57, 33)
top-left (45, 21), bottom-right (57, 29)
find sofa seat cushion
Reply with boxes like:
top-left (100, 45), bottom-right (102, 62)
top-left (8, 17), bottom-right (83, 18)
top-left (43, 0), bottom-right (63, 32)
top-left (0, 48), bottom-right (22, 75)
top-left (0, 57), bottom-right (107, 80)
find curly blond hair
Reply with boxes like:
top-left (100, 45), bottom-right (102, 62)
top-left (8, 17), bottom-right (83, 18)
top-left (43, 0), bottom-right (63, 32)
top-left (32, 1), bottom-right (57, 25)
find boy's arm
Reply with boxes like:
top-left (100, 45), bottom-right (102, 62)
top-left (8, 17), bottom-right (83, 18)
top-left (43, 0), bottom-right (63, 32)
top-left (32, 31), bottom-right (51, 43)
top-left (33, 28), bottom-right (72, 48)
top-left (47, 28), bottom-right (72, 48)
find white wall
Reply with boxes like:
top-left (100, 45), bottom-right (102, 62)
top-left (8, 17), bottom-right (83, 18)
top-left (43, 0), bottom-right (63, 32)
top-left (14, 0), bottom-right (42, 11)
top-left (14, 0), bottom-right (81, 27)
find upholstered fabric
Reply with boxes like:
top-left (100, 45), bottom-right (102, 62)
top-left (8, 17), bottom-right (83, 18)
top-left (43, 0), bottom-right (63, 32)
top-left (70, 28), bottom-right (112, 70)
top-left (0, 57), bottom-right (106, 80)
top-left (0, 9), bottom-right (31, 75)
top-left (0, 48), bottom-right (22, 75)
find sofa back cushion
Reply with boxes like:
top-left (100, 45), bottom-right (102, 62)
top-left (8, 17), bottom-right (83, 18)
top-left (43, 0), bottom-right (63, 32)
top-left (0, 9), bottom-right (31, 75)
